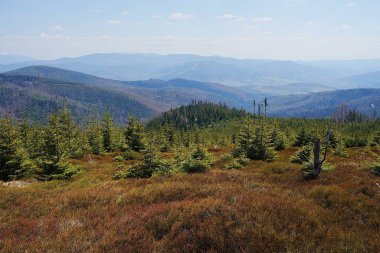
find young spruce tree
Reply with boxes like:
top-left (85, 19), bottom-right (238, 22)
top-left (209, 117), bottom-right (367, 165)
top-left (40, 108), bottom-right (83, 180)
top-left (0, 118), bottom-right (34, 181)
top-left (125, 115), bottom-right (145, 152)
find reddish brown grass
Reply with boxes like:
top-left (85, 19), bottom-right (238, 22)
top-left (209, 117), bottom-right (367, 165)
top-left (0, 147), bottom-right (379, 252)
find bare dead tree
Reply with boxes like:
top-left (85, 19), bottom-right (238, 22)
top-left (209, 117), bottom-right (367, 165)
top-left (313, 129), bottom-right (332, 177)
top-left (332, 104), bottom-right (348, 123)
top-left (264, 97), bottom-right (268, 120)
top-left (258, 104), bottom-right (262, 117)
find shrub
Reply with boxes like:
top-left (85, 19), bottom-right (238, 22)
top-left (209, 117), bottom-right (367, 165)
top-left (123, 149), bottom-right (137, 160)
top-left (225, 155), bottom-right (250, 170)
top-left (345, 137), bottom-right (368, 148)
top-left (180, 146), bottom-right (212, 173)
top-left (115, 147), bottom-right (171, 179)
top-left (274, 138), bottom-right (285, 151)
top-left (367, 162), bottom-right (380, 176)
top-left (38, 161), bottom-right (82, 181)
top-left (333, 144), bottom-right (349, 158)
top-left (302, 161), bottom-right (334, 180)
top-left (113, 155), bottom-right (124, 162)
top-left (290, 145), bottom-right (312, 164)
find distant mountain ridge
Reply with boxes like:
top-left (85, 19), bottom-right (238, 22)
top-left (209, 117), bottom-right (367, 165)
top-left (1, 66), bottom-right (256, 121)
top-left (340, 71), bottom-right (380, 88)
top-left (269, 89), bottom-right (380, 118)
top-left (0, 74), bottom-right (155, 123)
top-left (0, 53), bottom-right (346, 88)
top-left (2, 65), bottom-right (380, 121)
top-left (2, 53), bottom-right (380, 94)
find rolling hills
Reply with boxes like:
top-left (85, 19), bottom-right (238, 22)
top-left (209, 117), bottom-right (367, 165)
top-left (0, 53), bottom-right (341, 88)
top-left (0, 66), bottom-right (256, 121)
top-left (2, 54), bottom-right (380, 94)
top-left (340, 71), bottom-right (380, 88)
top-left (270, 89), bottom-right (380, 118)
top-left (0, 74), bottom-right (155, 123)
top-left (2, 65), bottom-right (380, 121)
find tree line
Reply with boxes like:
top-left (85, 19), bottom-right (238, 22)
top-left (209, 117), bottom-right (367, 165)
top-left (1, 101), bottom-right (379, 181)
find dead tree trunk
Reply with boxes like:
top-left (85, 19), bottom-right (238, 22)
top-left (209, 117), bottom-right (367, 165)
top-left (313, 139), bottom-right (322, 176)
top-left (313, 129), bottom-right (332, 177)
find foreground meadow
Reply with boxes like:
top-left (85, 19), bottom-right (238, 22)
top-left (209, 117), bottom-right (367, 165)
top-left (1, 147), bottom-right (379, 253)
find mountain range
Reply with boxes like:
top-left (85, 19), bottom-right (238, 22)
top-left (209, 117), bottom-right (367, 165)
top-left (1, 66), bottom-right (257, 122)
top-left (1, 53), bottom-right (380, 121)
top-left (2, 53), bottom-right (380, 94)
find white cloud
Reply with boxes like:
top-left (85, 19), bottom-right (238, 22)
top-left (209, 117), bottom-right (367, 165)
top-left (121, 11), bottom-right (129, 15)
top-left (168, 13), bottom-right (194, 20)
top-left (106, 19), bottom-right (122, 25)
top-left (153, 15), bottom-right (162, 18)
top-left (50, 26), bottom-right (64, 31)
top-left (253, 17), bottom-right (272, 23)
top-left (347, 2), bottom-right (356, 7)
top-left (39, 33), bottom-right (70, 40)
top-left (218, 14), bottom-right (244, 22)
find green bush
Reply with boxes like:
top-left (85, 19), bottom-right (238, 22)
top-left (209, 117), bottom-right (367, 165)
top-left (181, 146), bottom-right (211, 173)
top-left (290, 145), bottom-right (312, 164)
top-left (367, 162), bottom-right (380, 176)
top-left (38, 161), bottom-right (82, 181)
top-left (274, 138), bottom-right (286, 151)
top-left (302, 162), bottom-right (334, 180)
top-left (345, 137), bottom-right (368, 148)
top-left (113, 155), bottom-right (124, 162)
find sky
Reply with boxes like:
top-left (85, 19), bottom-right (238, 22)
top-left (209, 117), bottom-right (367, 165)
top-left (0, 0), bottom-right (380, 60)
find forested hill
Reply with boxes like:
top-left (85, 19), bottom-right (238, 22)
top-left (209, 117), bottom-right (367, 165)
top-left (147, 101), bottom-right (248, 129)
top-left (269, 88), bottom-right (380, 118)
top-left (0, 74), bottom-right (155, 123)
top-left (4, 65), bottom-right (256, 112)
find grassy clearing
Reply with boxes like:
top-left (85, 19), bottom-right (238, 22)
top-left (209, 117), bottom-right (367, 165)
top-left (1, 147), bottom-right (379, 252)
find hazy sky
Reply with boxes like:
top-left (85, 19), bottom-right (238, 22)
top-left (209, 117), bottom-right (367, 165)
top-left (1, 0), bottom-right (380, 60)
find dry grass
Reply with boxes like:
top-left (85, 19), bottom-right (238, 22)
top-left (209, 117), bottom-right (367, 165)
top-left (0, 147), bottom-right (379, 252)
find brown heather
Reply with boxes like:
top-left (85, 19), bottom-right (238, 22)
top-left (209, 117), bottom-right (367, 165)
top-left (0, 147), bottom-right (379, 252)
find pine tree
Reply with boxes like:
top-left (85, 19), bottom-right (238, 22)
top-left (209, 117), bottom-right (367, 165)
top-left (101, 111), bottom-right (117, 152)
top-left (290, 144), bottom-right (312, 164)
top-left (0, 118), bottom-right (34, 181)
top-left (86, 117), bottom-right (104, 155)
top-left (121, 141), bottom-right (168, 178)
top-left (39, 108), bottom-right (82, 180)
top-left (160, 123), bottom-right (175, 152)
top-left (234, 117), bottom-right (254, 157)
top-left (293, 127), bottom-right (311, 147)
top-left (125, 115), bottom-right (145, 152)
top-left (268, 128), bottom-right (285, 151)
top-left (248, 125), bottom-right (275, 161)
top-left (235, 118), bottom-right (275, 161)
top-left (181, 146), bottom-right (211, 173)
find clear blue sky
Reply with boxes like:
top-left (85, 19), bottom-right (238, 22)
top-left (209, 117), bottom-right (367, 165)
top-left (1, 0), bottom-right (379, 60)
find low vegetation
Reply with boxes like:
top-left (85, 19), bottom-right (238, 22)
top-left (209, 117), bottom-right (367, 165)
top-left (0, 101), bottom-right (379, 252)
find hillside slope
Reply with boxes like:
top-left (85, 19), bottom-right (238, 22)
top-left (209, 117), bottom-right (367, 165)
top-left (4, 66), bottom-right (380, 120)
top-left (0, 74), bottom-right (155, 123)
top-left (4, 66), bottom-right (256, 112)
top-left (269, 89), bottom-right (380, 118)
top-left (340, 71), bottom-right (380, 88)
